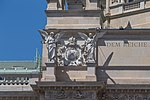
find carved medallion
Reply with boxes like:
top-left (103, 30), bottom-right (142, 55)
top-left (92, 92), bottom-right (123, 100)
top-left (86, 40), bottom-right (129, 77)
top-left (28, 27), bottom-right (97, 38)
top-left (65, 48), bottom-right (80, 61)
top-left (57, 37), bottom-right (84, 66)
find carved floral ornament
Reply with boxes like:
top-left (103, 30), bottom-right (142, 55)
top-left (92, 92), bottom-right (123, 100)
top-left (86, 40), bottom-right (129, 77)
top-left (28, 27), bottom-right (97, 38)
top-left (39, 29), bottom-right (106, 66)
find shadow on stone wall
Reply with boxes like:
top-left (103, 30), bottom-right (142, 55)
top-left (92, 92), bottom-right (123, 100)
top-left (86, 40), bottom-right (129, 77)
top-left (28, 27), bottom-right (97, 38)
top-left (96, 52), bottom-right (116, 84)
top-left (55, 67), bottom-right (72, 82)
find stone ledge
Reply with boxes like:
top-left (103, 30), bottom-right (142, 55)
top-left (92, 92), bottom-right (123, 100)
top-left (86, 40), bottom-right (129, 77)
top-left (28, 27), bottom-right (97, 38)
top-left (107, 84), bottom-right (150, 89)
top-left (35, 81), bottom-right (103, 87)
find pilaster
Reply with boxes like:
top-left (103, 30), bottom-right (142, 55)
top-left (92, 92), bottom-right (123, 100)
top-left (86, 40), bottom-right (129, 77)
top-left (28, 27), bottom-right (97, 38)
top-left (86, 0), bottom-right (98, 10)
top-left (41, 62), bottom-right (56, 81)
top-left (41, 44), bottom-right (48, 67)
top-left (86, 62), bottom-right (96, 81)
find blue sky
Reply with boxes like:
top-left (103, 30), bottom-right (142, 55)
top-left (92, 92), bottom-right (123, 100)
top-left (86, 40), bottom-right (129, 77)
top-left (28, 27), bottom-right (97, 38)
top-left (0, 0), bottom-right (47, 60)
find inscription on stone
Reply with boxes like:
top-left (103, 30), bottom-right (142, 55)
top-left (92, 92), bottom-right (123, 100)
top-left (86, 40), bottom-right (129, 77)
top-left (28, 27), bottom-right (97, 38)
top-left (105, 41), bottom-right (149, 47)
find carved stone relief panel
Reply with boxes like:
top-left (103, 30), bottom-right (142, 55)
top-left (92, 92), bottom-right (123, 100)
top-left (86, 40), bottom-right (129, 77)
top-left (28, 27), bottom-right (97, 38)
top-left (57, 36), bottom-right (85, 66)
top-left (39, 29), bottom-right (105, 67)
top-left (106, 91), bottom-right (150, 100)
top-left (45, 90), bottom-right (96, 100)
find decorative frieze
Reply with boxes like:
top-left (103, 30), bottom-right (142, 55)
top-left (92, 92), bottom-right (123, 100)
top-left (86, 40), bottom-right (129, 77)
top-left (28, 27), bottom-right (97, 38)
top-left (45, 90), bottom-right (95, 99)
top-left (106, 89), bottom-right (150, 100)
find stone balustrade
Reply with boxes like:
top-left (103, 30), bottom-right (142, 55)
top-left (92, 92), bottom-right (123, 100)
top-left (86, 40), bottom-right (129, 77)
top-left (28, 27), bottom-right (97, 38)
top-left (109, 0), bottom-right (145, 16)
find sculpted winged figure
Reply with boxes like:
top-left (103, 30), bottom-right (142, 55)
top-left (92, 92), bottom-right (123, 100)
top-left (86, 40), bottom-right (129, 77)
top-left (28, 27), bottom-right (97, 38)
top-left (78, 30), bottom-right (106, 63)
top-left (39, 30), bottom-right (64, 62)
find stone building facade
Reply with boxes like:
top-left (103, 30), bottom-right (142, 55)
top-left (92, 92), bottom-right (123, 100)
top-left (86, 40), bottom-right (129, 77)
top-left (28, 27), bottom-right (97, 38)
top-left (106, 0), bottom-right (150, 28)
top-left (0, 0), bottom-right (150, 100)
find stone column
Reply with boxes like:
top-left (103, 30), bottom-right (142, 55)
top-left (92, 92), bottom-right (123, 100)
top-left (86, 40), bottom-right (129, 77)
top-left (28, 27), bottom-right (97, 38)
top-left (105, 0), bottom-right (111, 28)
top-left (140, 1), bottom-right (145, 9)
top-left (106, 0), bottom-right (110, 14)
top-left (86, 62), bottom-right (96, 81)
top-left (58, 0), bottom-right (62, 10)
